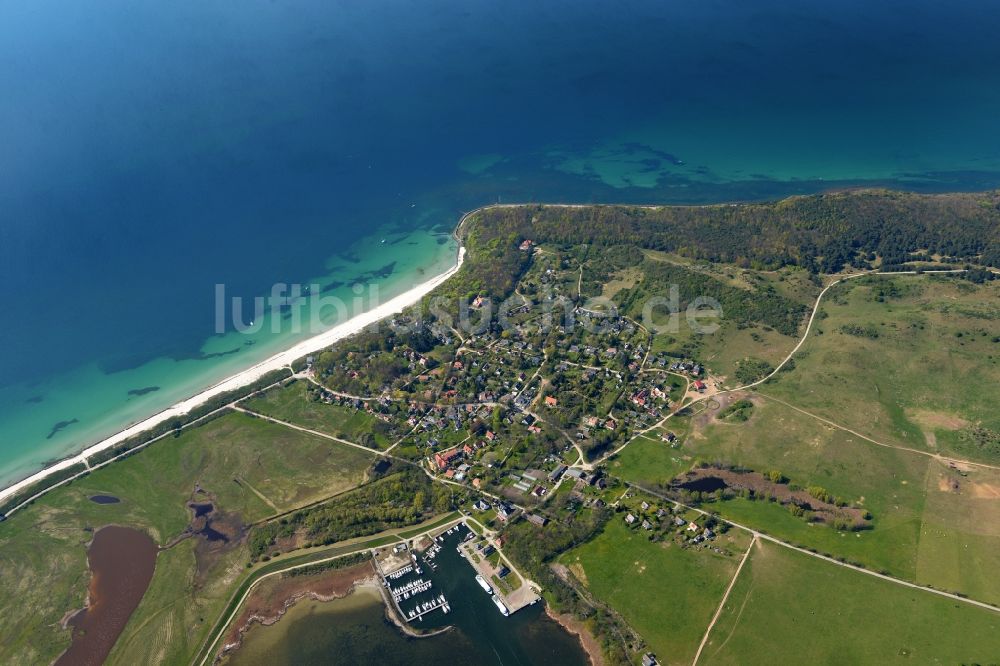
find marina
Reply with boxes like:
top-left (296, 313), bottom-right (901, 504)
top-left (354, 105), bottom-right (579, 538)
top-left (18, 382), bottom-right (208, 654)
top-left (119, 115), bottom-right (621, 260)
top-left (372, 519), bottom-right (543, 636)
top-left (389, 578), bottom-right (433, 602)
top-left (230, 520), bottom-right (590, 664)
top-left (406, 594), bottom-right (451, 622)
top-left (374, 528), bottom-right (464, 626)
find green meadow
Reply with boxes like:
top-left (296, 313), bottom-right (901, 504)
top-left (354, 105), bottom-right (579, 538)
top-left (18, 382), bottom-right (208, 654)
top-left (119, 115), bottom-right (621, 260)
top-left (0, 411), bottom-right (377, 665)
top-left (242, 379), bottom-right (395, 449)
top-left (616, 394), bottom-right (1000, 605)
top-left (763, 275), bottom-right (1000, 463)
top-left (561, 518), bottom-right (751, 665)
top-left (606, 417), bottom-right (694, 488)
top-left (700, 541), bottom-right (1000, 665)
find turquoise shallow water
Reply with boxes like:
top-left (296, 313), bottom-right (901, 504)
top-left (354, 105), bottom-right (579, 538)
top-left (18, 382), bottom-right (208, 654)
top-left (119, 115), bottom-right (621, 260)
top-left (0, 228), bottom-right (457, 485)
top-left (2, 0), bottom-right (1000, 486)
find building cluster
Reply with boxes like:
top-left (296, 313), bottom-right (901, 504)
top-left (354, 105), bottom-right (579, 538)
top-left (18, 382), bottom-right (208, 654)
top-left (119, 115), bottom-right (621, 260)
top-left (622, 497), bottom-right (722, 549)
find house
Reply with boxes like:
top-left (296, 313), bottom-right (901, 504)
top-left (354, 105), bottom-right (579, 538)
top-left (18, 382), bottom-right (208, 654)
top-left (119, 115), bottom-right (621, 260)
top-left (473, 499), bottom-right (491, 512)
top-left (497, 502), bottom-right (515, 521)
top-left (544, 396), bottom-right (558, 407)
top-left (641, 501), bottom-right (651, 511)
top-left (549, 465), bottom-right (567, 482)
top-left (642, 653), bottom-right (658, 666)
top-left (674, 516), bottom-right (686, 526)
top-left (433, 447), bottom-right (463, 471)
top-left (527, 424), bottom-right (542, 434)
top-left (642, 520), bottom-right (653, 530)
top-left (687, 522), bottom-right (700, 532)
top-left (519, 239), bottom-right (534, 251)
top-left (472, 478), bottom-right (482, 489)
top-left (463, 443), bottom-right (475, 456)
top-left (625, 513), bottom-right (637, 524)
top-left (661, 431), bottom-right (676, 443)
top-left (526, 513), bottom-right (548, 527)
top-left (497, 565), bottom-right (511, 578)
top-left (693, 380), bottom-right (706, 392)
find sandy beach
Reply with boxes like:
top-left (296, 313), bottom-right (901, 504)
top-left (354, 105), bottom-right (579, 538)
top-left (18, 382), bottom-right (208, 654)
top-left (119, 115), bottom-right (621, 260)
top-left (0, 246), bottom-right (465, 506)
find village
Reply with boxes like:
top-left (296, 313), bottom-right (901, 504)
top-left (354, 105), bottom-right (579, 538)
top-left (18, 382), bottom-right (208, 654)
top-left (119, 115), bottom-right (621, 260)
top-left (291, 238), bottom-right (727, 553)
top-left (305, 320), bottom-right (708, 499)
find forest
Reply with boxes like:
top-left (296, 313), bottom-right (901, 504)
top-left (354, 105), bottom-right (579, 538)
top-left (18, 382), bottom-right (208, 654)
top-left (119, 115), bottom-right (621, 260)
top-left (472, 190), bottom-right (1000, 273)
top-left (248, 467), bottom-right (453, 561)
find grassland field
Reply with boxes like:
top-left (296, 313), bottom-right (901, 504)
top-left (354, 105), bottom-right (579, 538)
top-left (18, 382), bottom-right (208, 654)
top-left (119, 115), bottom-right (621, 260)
top-left (700, 540), bottom-right (1000, 664)
top-left (614, 391), bottom-right (1000, 605)
top-left (0, 410), bottom-right (378, 665)
top-left (561, 517), bottom-right (752, 665)
top-left (636, 257), bottom-right (820, 383)
top-left (762, 275), bottom-right (1000, 464)
top-left (242, 379), bottom-right (394, 449)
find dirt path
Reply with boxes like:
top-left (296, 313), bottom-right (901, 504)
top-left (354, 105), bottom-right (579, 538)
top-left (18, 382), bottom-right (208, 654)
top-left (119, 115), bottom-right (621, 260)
top-left (236, 476), bottom-right (279, 512)
top-left (757, 392), bottom-right (1000, 473)
top-left (628, 481), bottom-right (1000, 615)
top-left (589, 268), bottom-right (969, 467)
top-left (692, 535), bottom-right (756, 665)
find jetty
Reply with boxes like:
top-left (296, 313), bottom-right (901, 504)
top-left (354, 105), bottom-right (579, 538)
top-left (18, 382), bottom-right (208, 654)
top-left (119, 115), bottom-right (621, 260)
top-left (405, 593), bottom-right (451, 622)
top-left (390, 578), bottom-right (432, 601)
top-left (459, 533), bottom-right (540, 617)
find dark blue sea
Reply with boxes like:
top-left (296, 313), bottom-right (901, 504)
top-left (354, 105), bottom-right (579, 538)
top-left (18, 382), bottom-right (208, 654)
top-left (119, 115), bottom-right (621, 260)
top-left (2, 0), bottom-right (1000, 483)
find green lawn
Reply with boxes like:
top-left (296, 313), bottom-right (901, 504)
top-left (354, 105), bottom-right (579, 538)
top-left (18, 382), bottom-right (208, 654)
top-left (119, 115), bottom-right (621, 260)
top-left (561, 518), bottom-right (751, 665)
top-left (608, 431), bottom-right (693, 488)
top-left (242, 380), bottom-right (395, 449)
top-left (0, 411), bottom-right (377, 666)
top-left (701, 541), bottom-right (1000, 664)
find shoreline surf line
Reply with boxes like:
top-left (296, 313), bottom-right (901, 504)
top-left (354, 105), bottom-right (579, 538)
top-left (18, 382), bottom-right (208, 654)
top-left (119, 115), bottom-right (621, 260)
top-left (0, 241), bottom-right (466, 506)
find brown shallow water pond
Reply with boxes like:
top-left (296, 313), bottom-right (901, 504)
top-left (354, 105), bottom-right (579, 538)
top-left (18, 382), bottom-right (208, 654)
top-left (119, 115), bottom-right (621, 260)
top-left (55, 525), bottom-right (157, 666)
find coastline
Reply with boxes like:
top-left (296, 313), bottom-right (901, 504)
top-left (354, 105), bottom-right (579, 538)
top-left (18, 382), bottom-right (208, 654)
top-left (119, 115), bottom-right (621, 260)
top-left (544, 606), bottom-right (606, 666)
top-left (0, 244), bottom-right (466, 506)
top-left (221, 565), bottom-right (380, 657)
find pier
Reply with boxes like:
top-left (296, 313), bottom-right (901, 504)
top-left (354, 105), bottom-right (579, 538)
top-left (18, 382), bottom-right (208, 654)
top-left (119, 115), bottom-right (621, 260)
top-left (405, 593), bottom-right (451, 621)
top-left (390, 578), bottom-right (433, 601)
top-left (458, 531), bottom-right (540, 617)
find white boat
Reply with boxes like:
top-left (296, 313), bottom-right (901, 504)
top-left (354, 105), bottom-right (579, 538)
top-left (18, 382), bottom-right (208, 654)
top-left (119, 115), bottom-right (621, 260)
top-left (492, 595), bottom-right (509, 617)
top-left (475, 574), bottom-right (493, 594)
